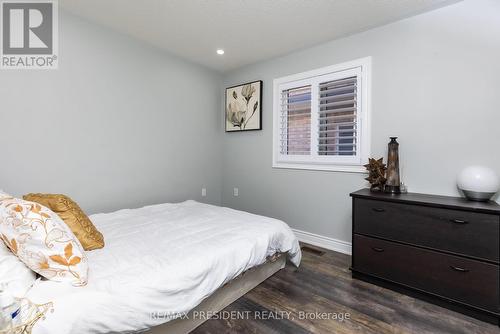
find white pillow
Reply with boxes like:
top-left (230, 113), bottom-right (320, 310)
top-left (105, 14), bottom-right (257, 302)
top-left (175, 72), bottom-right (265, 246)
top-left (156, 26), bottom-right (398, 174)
top-left (0, 190), bottom-right (12, 200)
top-left (0, 242), bottom-right (36, 298)
top-left (0, 197), bottom-right (88, 287)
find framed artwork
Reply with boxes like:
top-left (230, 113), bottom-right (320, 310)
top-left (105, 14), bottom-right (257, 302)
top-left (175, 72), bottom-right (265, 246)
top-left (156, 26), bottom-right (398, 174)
top-left (225, 80), bottom-right (262, 132)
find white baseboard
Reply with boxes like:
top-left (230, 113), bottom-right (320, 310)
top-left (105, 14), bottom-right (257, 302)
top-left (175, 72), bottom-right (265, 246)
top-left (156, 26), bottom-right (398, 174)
top-left (292, 228), bottom-right (352, 255)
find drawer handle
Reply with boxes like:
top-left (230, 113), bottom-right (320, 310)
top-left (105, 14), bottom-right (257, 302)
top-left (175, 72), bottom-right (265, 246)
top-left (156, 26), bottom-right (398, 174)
top-left (450, 266), bottom-right (470, 273)
top-left (450, 219), bottom-right (468, 224)
top-left (372, 208), bottom-right (385, 213)
top-left (371, 247), bottom-right (385, 252)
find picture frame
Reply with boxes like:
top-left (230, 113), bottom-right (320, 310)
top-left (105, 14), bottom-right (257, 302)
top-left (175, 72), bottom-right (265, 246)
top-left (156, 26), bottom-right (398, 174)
top-left (225, 80), bottom-right (262, 132)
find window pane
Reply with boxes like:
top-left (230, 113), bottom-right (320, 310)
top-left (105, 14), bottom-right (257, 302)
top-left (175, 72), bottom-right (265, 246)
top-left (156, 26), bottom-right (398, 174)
top-left (318, 77), bottom-right (357, 156)
top-left (280, 85), bottom-right (311, 155)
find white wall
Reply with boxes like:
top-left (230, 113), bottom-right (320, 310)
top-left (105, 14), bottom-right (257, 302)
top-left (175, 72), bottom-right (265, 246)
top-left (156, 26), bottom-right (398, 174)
top-left (220, 0), bottom-right (500, 243)
top-left (0, 11), bottom-right (222, 214)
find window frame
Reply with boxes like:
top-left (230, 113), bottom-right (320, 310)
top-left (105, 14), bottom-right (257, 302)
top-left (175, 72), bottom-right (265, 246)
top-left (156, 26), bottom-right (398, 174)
top-left (272, 57), bottom-right (371, 173)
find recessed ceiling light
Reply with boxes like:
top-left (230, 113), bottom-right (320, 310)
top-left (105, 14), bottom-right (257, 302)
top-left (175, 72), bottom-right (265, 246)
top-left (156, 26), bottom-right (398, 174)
top-left (216, 49), bottom-right (225, 55)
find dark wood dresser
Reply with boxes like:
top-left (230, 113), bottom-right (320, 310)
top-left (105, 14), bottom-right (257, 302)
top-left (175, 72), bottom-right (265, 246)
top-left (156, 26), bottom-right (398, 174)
top-left (350, 188), bottom-right (500, 324)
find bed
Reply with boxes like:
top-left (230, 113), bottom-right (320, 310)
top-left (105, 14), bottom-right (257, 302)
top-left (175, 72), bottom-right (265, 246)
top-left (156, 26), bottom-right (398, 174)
top-left (26, 200), bottom-right (301, 334)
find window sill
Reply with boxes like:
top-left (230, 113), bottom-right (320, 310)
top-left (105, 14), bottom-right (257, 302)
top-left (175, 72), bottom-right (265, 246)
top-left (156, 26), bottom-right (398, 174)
top-left (272, 162), bottom-right (367, 173)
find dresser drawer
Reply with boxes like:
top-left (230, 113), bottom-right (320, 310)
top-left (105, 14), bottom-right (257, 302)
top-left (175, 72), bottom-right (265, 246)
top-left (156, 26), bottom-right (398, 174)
top-left (353, 234), bottom-right (499, 312)
top-left (354, 198), bottom-right (500, 262)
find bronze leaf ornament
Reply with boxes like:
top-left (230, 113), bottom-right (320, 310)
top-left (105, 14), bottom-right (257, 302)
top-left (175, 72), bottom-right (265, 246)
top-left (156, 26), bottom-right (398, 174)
top-left (364, 157), bottom-right (387, 191)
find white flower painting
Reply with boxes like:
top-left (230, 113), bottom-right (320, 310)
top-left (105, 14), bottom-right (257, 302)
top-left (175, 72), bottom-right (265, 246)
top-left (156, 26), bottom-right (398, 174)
top-left (225, 80), bottom-right (262, 132)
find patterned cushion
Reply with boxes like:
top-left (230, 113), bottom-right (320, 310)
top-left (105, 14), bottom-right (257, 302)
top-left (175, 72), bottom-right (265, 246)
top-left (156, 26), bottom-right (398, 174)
top-left (0, 197), bottom-right (88, 286)
top-left (23, 194), bottom-right (104, 251)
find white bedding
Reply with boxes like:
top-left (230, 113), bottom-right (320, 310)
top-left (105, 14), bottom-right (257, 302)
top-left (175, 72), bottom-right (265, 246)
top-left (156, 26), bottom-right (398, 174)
top-left (28, 200), bottom-right (301, 334)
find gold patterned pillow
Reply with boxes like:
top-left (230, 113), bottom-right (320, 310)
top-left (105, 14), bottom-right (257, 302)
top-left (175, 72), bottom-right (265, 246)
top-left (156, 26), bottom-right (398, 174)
top-left (0, 197), bottom-right (88, 286)
top-left (23, 194), bottom-right (104, 251)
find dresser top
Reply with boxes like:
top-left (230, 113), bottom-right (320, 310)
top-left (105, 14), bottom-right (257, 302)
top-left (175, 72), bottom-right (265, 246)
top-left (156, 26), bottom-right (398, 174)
top-left (350, 188), bottom-right (500, 214)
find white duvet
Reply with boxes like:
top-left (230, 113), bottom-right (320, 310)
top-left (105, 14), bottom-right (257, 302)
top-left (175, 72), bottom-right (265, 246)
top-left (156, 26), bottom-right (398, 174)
top-left (27, 200), bottom-right (301, 334)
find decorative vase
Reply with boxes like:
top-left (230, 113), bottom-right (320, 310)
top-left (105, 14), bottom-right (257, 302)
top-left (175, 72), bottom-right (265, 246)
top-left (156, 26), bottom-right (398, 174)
top-left (385, 137), bottom-right (401, 194)
top-left (457, 166), bottom-right (500, 202)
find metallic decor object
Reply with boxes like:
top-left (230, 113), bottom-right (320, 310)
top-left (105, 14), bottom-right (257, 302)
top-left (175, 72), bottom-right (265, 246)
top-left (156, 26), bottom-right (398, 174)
top-left (364, 158), bottom-right (387, 191)
top-left (457, 166), bottom-right (500, 202)
top-left (385, 137), bottom-right (401, 194)
top-left (0, 298), bottom-right (53, 334)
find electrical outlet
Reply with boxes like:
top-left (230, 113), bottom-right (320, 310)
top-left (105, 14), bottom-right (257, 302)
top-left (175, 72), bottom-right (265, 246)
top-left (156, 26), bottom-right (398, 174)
top-left (201, 188), bottom-right (207, 197)
top-left (233, 188), bottom-right (239, 197)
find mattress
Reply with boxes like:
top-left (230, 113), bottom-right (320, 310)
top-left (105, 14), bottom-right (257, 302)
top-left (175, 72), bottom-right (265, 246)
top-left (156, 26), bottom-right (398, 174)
top-left (27, 200), bottom-right (301, 334)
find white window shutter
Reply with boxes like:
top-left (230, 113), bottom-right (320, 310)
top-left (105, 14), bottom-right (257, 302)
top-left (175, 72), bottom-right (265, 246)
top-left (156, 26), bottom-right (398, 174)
top-left (273, 57), bottom-right (370, 172)
top-left (279, 85), bottom-right (311, 155)
top-left (318, 76), bottom-right (357, 156)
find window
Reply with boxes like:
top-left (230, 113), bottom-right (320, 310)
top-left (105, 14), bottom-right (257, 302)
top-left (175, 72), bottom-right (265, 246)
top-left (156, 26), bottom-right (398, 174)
top-left (273, 57), bottom-right (371, 172)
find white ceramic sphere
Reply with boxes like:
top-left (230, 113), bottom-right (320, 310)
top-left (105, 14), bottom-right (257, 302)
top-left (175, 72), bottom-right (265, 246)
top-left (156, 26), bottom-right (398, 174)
top-left (457, 166), bottom-right (499, 201)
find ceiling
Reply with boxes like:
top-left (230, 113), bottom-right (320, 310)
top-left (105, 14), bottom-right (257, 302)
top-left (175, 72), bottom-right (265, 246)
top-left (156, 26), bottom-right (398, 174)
top-left (60, 0), bottom-right (460, 72)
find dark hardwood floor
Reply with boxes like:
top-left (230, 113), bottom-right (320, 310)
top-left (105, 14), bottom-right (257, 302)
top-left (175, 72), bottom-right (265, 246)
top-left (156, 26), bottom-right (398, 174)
top-left (193, 243), bottom-right (500, 334)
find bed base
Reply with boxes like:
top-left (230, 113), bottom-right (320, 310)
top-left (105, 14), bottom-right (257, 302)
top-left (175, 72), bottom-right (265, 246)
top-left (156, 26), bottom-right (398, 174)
top-left (144, 254), bottom-right (286, 334)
